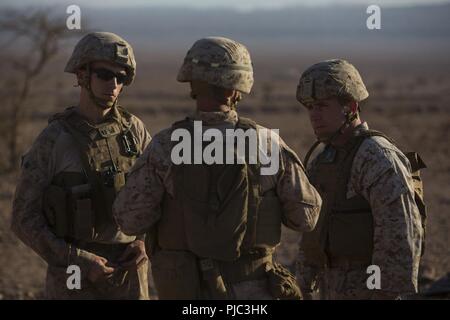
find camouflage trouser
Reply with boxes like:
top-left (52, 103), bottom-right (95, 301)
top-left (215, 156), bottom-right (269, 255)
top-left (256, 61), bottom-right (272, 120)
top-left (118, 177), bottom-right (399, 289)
top-left (45, 243), bottom-right (149, 300)
top-left (323, 266), bottom-right (399, 300)
top-left (322, 266), bottom-right (374, 300)
top-left (296, 247), bottom-right (401, 300)
top-left (297, 265), bottom-right (401, 300)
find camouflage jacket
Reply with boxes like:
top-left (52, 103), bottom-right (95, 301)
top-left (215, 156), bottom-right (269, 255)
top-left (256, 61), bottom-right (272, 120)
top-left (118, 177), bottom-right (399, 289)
top-left (11, 106), bottom-right (151, 271)
top-left (297, 122), bottom-right (423, 296)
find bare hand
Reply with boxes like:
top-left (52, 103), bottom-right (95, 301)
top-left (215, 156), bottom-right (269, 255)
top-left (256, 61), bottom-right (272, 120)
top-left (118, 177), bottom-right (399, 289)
top-left (87, 255), bottom-right (115, 283)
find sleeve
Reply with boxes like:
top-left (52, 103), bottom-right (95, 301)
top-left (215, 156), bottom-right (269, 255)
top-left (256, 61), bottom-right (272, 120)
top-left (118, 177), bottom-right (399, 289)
top-left (276, 143), bottom-right (322, 232)
top-left (352, 139), bottom-right (423, 295)
top-left (10, 126), bottom-right (98, 273)
top-left (113, 136), bottom-right (166, 236)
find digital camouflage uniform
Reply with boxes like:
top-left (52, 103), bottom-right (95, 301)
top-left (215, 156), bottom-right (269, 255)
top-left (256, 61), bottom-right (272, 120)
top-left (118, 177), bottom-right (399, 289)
top-left (295, 59), bottom-right (423, 300)
top-left (11, 32), bottom-right (151, 299)
top-left (113, 37), bottom-right (322, 300)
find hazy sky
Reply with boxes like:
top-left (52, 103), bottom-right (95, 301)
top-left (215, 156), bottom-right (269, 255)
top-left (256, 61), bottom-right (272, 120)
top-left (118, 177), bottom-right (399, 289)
top-left (3, 0), bottom-right (450, 10)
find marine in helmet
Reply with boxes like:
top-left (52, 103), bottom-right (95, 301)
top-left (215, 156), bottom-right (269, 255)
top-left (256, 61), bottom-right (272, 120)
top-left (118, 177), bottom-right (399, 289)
top-left (113, 37), bottom-right (322, 300)
top-left (11, 32), bottom-right (152, 299)
top-left (295, 59), bottom-right (425, 299)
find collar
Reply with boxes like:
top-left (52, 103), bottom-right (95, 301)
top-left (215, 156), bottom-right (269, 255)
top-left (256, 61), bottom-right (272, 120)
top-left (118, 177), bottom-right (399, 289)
top-left (68, 106), bottom-right (124, 140)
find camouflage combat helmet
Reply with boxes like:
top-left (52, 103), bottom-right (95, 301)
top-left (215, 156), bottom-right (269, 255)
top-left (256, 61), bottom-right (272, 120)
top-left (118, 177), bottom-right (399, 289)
top-left (296, 59), bottom-right (368, 106)
top-left (65, 32), bottom-right (136, 85)
top-left (177, 36), bottom-right (254, 94)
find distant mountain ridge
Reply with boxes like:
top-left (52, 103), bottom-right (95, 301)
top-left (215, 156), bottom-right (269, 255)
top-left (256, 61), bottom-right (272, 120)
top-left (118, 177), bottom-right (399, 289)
top-left (74, 4), bottom-right (450, 40)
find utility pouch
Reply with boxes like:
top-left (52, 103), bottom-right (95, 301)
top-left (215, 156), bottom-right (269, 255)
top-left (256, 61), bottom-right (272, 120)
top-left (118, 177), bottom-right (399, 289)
top-left (70, 183), bottom-right (95, 240)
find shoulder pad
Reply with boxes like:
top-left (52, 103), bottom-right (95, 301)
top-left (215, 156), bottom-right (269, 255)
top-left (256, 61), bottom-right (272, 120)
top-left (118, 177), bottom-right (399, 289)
top-left (48, 106), bottom-right (76, 124)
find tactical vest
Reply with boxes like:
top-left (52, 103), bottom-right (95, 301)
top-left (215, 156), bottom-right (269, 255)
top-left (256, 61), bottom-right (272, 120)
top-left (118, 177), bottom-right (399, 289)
top-left (150, 117), bottom-right (291, 299)
top-left (301, 128), bottom-right (427, 268)
top-left (43, 106), bottom-right (141, 243)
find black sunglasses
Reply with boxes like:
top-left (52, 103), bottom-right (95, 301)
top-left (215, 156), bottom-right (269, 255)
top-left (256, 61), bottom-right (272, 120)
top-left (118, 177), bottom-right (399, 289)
top-left (92, 67), bottom-right (127, 84)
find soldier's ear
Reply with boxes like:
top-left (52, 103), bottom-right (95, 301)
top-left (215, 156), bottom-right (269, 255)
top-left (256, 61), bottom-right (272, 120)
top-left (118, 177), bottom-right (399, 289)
top-left (75, 69), bottom-right (84, 86)
top-left (75, 68), bottom-right (91, 88)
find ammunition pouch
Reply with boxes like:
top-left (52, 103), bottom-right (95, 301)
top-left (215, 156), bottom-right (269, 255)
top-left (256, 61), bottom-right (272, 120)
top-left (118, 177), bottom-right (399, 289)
top-left (44, 176), bottom-right (95, 241)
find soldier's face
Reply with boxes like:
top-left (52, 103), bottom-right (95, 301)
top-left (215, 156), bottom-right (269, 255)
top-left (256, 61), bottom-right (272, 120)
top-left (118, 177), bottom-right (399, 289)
top-left (89, 61), bottom-right (127, 108)
top-left (306, 98), bottom-right (346, 140)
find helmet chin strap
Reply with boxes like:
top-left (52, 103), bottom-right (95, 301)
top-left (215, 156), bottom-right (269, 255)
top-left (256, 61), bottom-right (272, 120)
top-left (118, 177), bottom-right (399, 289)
top-left (228, 92), bottom-right (242, 111)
